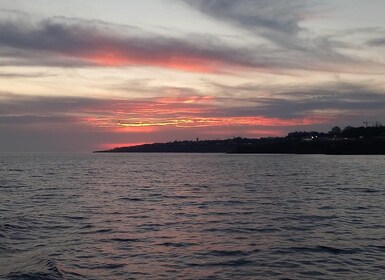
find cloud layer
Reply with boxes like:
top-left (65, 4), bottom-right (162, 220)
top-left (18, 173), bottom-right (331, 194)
top-left (181, 0), bottom-right (308, 35)
top-left (0, 16), bottom-right (264, 73)
top-left (178, 0), bottom-right (385, 74)
top-left (2, 80), bottom-right (384, 130)
top-left (1, 78), bottom-right (385, 152)
top-left (0, 10), bottom-right (379, 74)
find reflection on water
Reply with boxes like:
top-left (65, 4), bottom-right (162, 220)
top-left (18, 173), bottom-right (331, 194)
top-left (1, 153), bottom-right (385, 279)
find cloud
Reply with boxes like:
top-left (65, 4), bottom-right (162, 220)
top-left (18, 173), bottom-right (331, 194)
top-left (367, 37), bottom-right (385, 47)
top-left (180, 0), bottom-right (308, 35)
top-left (210, 81), bottom-right (385, 121)
top-left (0, 90), bottom-right (324, 131)
top-left (178, 0), bottom-right (318, 49)
top-left (0, 11), bottom-right (375, 74)
top-left (2, 79), bottom-right (384, 152)
top-left (0, 15), bottom-right (271, 73)
top-left (0, 71), bottom-right (54, 78)
top-left (5, 80), bottom-right (384, 132)
top-left (0, 115), bottom-right (74, 125)
top-left (176, 0), bottom-right (385, 74)
top-left (0, 92), bottom-right (102, 115)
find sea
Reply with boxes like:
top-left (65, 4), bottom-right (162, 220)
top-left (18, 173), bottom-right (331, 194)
top-left (0, 153), bottom-right (384, 280)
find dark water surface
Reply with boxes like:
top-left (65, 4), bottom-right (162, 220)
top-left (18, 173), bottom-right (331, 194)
top-left (1, 153), bottom-right (384, 279)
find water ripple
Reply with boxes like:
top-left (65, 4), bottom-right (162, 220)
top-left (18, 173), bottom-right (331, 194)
top-left (1, 153), bottom-right (384, 279)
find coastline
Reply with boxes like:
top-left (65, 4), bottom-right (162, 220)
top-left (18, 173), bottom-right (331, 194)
top-left (95, 125), bottom-right (385, 155)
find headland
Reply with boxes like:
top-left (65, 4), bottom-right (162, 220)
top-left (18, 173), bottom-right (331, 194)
top-left (95, 125), bottom-right (385, 155)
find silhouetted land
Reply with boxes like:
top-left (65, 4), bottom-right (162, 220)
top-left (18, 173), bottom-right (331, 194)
top-left (95, 125), bottom-right (385, 155)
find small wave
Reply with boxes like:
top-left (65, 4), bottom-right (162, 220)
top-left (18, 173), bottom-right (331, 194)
top-left (295, 214), bottom-right (338, 221)
top-left (79, 228), bottom-right (115, 236)
top-left (298, 270), bottom-right (327, 277)
top-left (189, 258), bottom-right (254, 267)
top-left (93, 263), bottom-right (126, 270)
top-left (255, 227), bottom-right (280, 233)
top-left (80, 224), bottom-right (93, 229)
top-left (6, 271), bottom-right (62, 280)
top-left (222, 200), bottom-right (247, 205)
top-left (5, 257), bottom-right (64, 280)
top-left (203, 227), bottom-right (260, 234)
top-left (351, 206), bottom-right (369, 210)
top-left (76, 262), bottom-right (126, 271)
top-left (0, 219), bottom-right (34, 231)
top-left (163, 195), bottom-right (191, 199)
top-left (0, 242), bottom-right (20, 254)
top-left (274, 245), bottom-right (363, 255)
top-left (66, 215), bottom-right (86, 220)
top-left (159, 242), bottom-right (196, 248)
top-left (367, 245), bottom-right (385, 252)
top-left (358, 188), bottom-right (380, 193)
top-left (119, 197), bottom-right (144, 201)
top-left (94, 228), bottom-right (112, 233)
top-left (0, 185), bottom-right (28, 189)
top-left (109, 237), bottom-right (141, 243)
top-left (318, 205), bottom-right (335, 210)
top-left (198, 249), bottom-right (250, 257)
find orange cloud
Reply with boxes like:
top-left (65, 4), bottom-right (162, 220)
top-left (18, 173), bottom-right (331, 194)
top-left (81, 50), bottom-right (228, 73)
top-left (78, 94), bottom-right (332, 133)
top-left (83, 95), bottom-right (215, 116)
top-left (83, 115), bottom-right (327, 131)
top-left (155, 95), bottom-right (215, 104)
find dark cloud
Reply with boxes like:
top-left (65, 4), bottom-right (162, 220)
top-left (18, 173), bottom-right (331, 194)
top-left (181, 0), bottom-right (307, 34)
top-left (179, 0), bottom-right (315, 47)
top-left (0, 115), bottom-right (74, 125)
top-left (210, 81), bottom-right (385, 119)
top-left (0, 92), bottom-right (102, 115)
top-left (367, 37), bottom-right (385, 47)
top-left (1, 79), bottom-right (384, 152)
top-left (2, 80), bottom-right (384, 127)
top-left (0, 71), bottom-right (54, 78)
top-left (0, 16), bottom-right (272, 72)
top-left (0, 12), bottom-right (372, 74)
top-left (177, 0), bottom-right (380, 72)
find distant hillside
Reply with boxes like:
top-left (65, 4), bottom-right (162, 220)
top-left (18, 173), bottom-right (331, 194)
top-left (96, 138), bottom-right (243, 153)
top-left (95, 125), bottom-right (385, 155)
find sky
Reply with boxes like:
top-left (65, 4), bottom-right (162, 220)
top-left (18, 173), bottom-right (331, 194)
top-left (1, 0), bottom-right (385, 152)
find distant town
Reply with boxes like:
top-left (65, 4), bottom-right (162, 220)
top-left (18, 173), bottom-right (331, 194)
top-left (95, 123), bottom-right (385, 155)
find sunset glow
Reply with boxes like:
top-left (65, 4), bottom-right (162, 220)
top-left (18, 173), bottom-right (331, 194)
top-left (113, 116), bottom-right (327, 129)
top-left (83, 52), bottom-right (224, 73)
top-left (1, 0), bottom-right (385, 152)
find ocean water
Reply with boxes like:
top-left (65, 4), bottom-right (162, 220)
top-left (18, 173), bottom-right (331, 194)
top-left (0, 153), bottom-right (384, 280)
